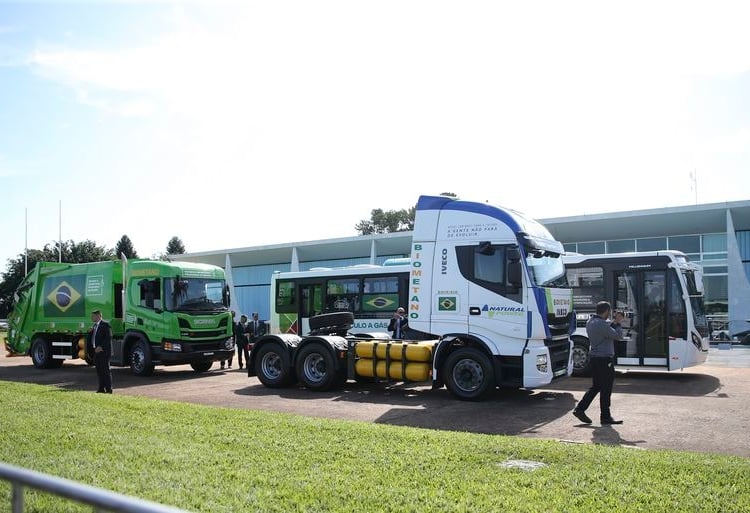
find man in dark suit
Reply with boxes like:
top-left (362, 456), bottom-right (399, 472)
top-left (247, 312), bottom-right (266, 350)
top-left (235, 314), bottom-right (250, 370)
top-left (89, 309), bottom-right (113, 393)
top-left (388, 307), bottom-right (409, 340)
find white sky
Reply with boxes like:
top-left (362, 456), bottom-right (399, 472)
top-left (1, 1), bottom-right (749, 268)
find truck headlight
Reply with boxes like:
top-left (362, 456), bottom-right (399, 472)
top-left (536, 354), bottom-right (548, 373)
top-left (164, 342), bottom-right (182, 352)
top-left (224, 339), bottom-right (235, 350)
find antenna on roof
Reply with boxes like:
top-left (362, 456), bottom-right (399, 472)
top-left (689, 169), bottom-right (698, 205)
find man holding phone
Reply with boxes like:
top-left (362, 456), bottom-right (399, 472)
top-left (388, 307), bottom-right (409, 340)
top-left (573, 301), bottom-right (625, 425)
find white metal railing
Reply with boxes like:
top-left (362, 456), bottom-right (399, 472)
top-left (0, 462), bottom-right (191, 513)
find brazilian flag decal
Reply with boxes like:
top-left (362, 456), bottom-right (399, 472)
top-left (362, 294), bottom-right (398, 312)
top-left (44, 275), bottom-right (86, 317)
top-left (438, 296), bottom-right (457, 311)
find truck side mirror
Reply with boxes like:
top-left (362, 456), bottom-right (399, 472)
top-left (507, 247), bottom-right (522, 288)
top-left (223, 285), bottom-right (231, 307)
top-left (508, 260), bottom-right (522, 288)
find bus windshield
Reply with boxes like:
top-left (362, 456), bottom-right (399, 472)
top-left (525, 250), bottom-right (568, 287)
top-left (165, 277), bottom-right (227, 312)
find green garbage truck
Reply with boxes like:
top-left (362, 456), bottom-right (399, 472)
top-left (5, 258), bottom-right (235, 375)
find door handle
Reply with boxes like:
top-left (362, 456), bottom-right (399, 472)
top-left (469, 307), bottom-right (481, 315)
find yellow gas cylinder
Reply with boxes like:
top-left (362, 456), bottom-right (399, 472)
top-left (77, 336), bottom-right (89, 359)
top-left (354, 358), bottom-right (431, 382)
top-left (354, 341), bottom-right (436, 362)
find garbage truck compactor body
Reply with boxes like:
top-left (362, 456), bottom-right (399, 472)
top-left (249, 195), bottom-right (575, 400)
top-left (5, 259), bottom-right (235, 375)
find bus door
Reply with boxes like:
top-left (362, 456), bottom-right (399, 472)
top-left (299, 282), bottom-right (323, 335)
top-left (613, 270), bottom-right (668, 368)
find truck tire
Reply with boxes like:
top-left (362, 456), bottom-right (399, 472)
top-left (31, 337), bottom-right (53, 369)
top-left (254, 343), bottom-right (293, 388)
top-left (309, 312), bottom-right (354, 331)
top-left (191, 361), bottom-right (213, 373)
top-left (130, 340), bottom-right (155, 376)
top-left (295, 343), bottom-right (341, 391)
top-left (571, 339), bottom-right (591, 377)
top-left (443, 347), bottom-right (494, 401)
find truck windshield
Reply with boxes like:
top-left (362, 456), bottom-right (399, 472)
top-left (165, 277), bottom-right (227, 312)
top-left (525, 250), bottom-right (568, 287)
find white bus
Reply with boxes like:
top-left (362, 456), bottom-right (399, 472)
top-left (562, 251), bottom-right (709, 375)
top-left (271, 261), bottom-right (411, 337)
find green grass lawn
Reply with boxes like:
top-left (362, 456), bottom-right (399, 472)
top-left (0, 381), bottom-right (748, 513)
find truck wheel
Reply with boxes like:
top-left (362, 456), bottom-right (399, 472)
top-left (254, 343), bottom-right (293, 388)
top-left (571, 340), bottom-right (591, 377)
top-left (295, 343), bottom-right (341, 391)
top-left (191, 361), bottom-right (213, 372)
top-left (309, 312), bottom-right (354, 331)
top-left (443, 347), bottom-right (494, 401)
top-left (31, 337), bottom-right (53, 369)
top-left (130, 340), bottom-right (155, 376)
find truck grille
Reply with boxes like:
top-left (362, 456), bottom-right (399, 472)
top-left (180, 330), bottom-right (225, 339)
top-left (545, 338), bottom-right (570, 377)
top-left (189, 340), bottom-right (230, 351)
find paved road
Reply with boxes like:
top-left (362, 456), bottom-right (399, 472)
top-left (2, 347), bottom-right (749, 458)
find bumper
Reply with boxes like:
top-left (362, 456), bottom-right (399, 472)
top-left (153, 339), bottom-right (235, 365)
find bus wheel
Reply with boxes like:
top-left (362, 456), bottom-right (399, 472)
top-left (571, 340), bottom-right (591, 377)
top-left (296, 343), bottom-right (340, 391)
top-left (254, 343), bottom-right (293, 388)
top-left (130, 340), bottom-right (155, 376)
top-left (443, 347), bottom-right (494, 401)
top-left (191, 361), bottom-right (213, 373)
top-left (31, 337), bottom-right (53, 369)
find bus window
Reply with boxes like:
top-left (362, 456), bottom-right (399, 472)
top-left (276, 280), bottom-right (296, 313)
top-left (668, 271), bottom-right (687, 340)
top-left (362, 276), bottom-right (399, 313)
top-left (566, 266), bottom-right (605, 309)
top-left (326, 278), bottom-right (360, 313)
top-left (301, 284), bottom-right (323, 317)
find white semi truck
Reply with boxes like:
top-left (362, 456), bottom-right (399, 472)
top-left (250, 195), bottom-right (574, 400)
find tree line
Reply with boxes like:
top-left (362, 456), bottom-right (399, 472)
top-left (0, 235), bottom-right (185, 318)
top-left (354, 193), bottom-right (455, 235)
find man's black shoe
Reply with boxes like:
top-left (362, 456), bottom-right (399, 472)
top-left (601, 417), bottom-right (623, 425)
top-left (573, 409), bottom-right (592, 424)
